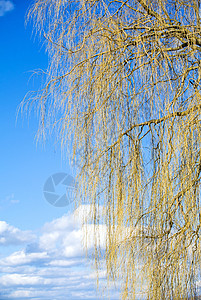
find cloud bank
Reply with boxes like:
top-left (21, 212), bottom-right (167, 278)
top-left (0, 0), bottom-right (14, 17)
top-left (0, 221), bottom-right (35, 246)
top-left (0, 207), bottom-right (119, 299)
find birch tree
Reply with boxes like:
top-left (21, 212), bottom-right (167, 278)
top-left (25, 0), bottom-right (201, 298)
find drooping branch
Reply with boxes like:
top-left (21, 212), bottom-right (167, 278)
top-left (26, 1), bottom-right (201, 299)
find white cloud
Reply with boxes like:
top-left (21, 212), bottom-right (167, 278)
top-left (0, 207), bottom-right (199, 299)
top-left (0, 250), bottom-right (48, 266)
top-left (39, 206), bottom-right (107, 258)
top-left (0, 0), bottom-right (14, 17)
top-left (8, 286), bottom-right (114, 300)
top-left (47, 259), bottom-right (82, 267)
top-left (0, 207), bottom-right (119, 299)
top-left (39, 213), bottom-right (83, 257)
top-left (1, 274), bottom-right (43, 286)
top-left (0, 221), bottom-right (35, 246)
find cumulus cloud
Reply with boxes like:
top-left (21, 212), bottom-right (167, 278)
top-left (39, 212), bottom-right (84, 257)
top-left (0, 221), bottom-right (35, 246)
top-left (0, 250), bottom-right (48, 266)
top-left (1, 274), bottom-right (43, 286)
top-left (47, 259), bottom-right (82, 267)
top-left (0, 209), bottom-right (199, 299)
top-left (0, 0), bottom-right (14, 17)
top-left (39, 206), bottom-right (107, 258)
top-left (0, 207), bottom-right (119, 299)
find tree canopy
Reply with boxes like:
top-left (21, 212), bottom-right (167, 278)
top-left (25, 0), bottom-right (201, 299)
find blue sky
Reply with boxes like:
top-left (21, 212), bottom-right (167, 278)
top-left (0, 1), bottom-right (120, 299)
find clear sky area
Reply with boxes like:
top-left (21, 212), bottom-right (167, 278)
top-left (0, 1), bottom-right (120, 299)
